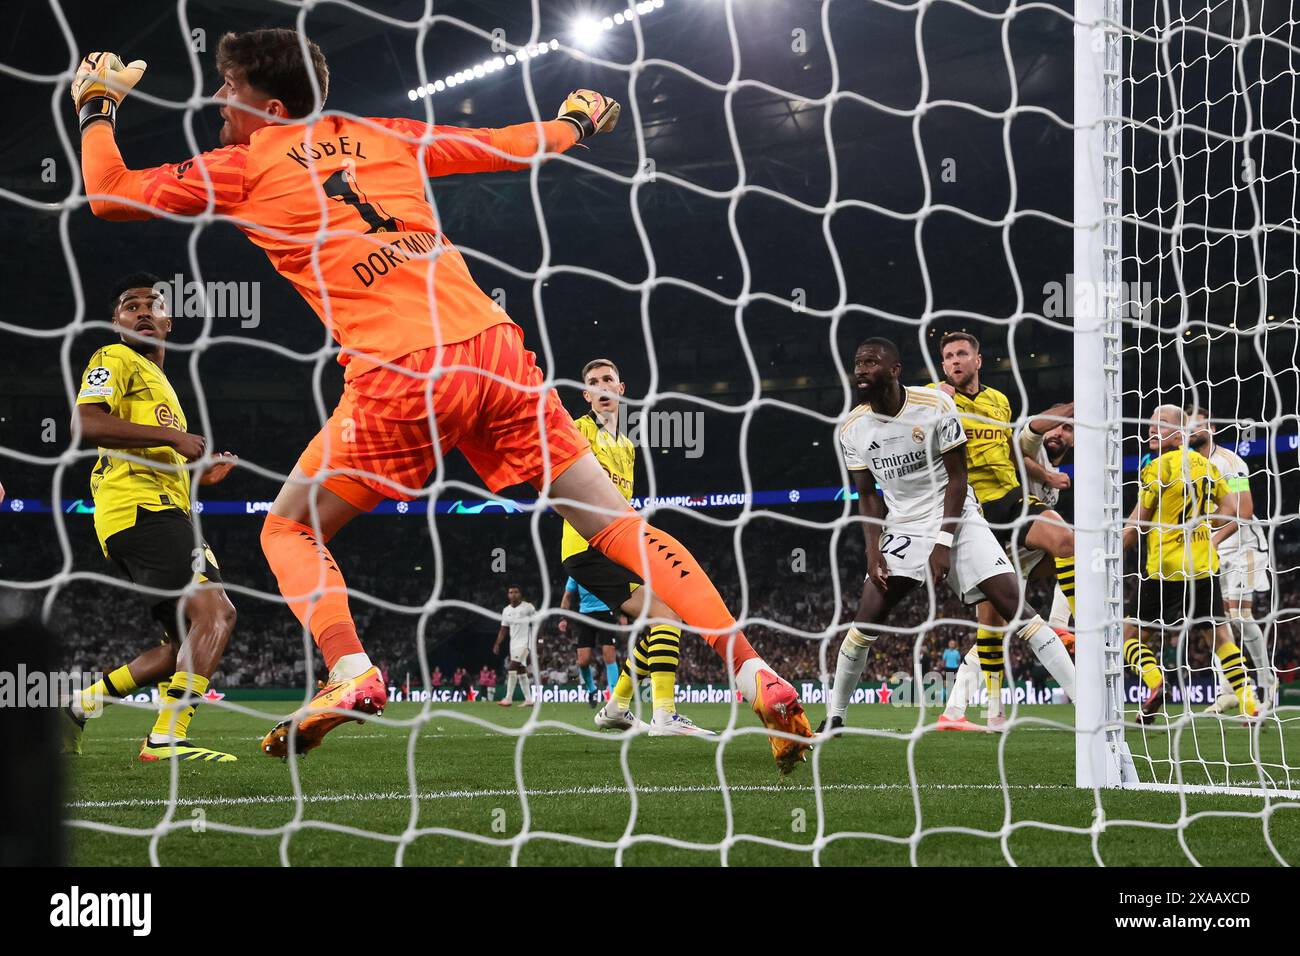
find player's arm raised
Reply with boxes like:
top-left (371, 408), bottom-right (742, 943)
top-left (383, 89), bottom-right (619, 178)
top-left (1020, 401), bottom-right (1073, 490)
top-left (71, 52), bottom-right (247, 220)
top-left (851, 467), bottom-right (888, 593)
top-left (931, 447), bottom-right (968, 585)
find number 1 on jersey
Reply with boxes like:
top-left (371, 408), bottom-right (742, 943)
top-left (322, 165), bottom-right (404, 234)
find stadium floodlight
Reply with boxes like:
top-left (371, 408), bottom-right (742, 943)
top-left (404, 2), bottom-right (666, 98)
top-left (572, 17), bottom-right (603, 48)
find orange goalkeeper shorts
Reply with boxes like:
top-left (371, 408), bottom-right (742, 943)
top-left (296, 321), bottom-right (588, 511)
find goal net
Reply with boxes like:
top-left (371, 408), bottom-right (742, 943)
top-left (0, 0), bottom-right (1295, 868)
top-left (1076, 0), bottom-right (1300, 802)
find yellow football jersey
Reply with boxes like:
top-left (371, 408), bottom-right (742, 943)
top-left (927, 382), bottom-right (1018, 503)
top-left (561, 412), bottom-right (635, 560)
top-left (1139, 447), bottom-right (1230, 581)
top-left (76, 344), bottom-right (192, 554)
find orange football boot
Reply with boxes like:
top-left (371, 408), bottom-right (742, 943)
top-left (750, 669), bottom-right (813, 775)
top-left (936, 713), bottom-right (984, 732)
top-left (262, 666), bottom-right (387, 758)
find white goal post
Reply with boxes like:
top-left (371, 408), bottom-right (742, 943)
top-left (1075, 0), bottom-right (1299, 798)
top-left (1073, 0), bottom-right (1133, 790)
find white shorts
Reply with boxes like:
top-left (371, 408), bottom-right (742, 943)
top-left (1218, 549), bottom-right (1269, 602)
top-left (509, 638), bottom-right (530, 665)
top-left (878, 496), bottom-right (1012, 605)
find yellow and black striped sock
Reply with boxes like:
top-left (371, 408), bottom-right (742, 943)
top-left (1215, 642), bottom-right (1255, 713)
top-left (1122, 637), bottom-right (1162, 690)
top-left (976, 627), bottom-right (1004, 706)
top-left (645, 624), bottom-right (681, 713)
top-left (79, 663), bottom-right (138, 718)
top-left (612, 633), bottom-right (652, 708)
top-left (150, 671), bottom-right (209, 742)
top-left (1055, 556), bottom-right (1076, 618)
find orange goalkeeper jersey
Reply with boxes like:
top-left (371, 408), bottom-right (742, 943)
top-left (82, 116), bottom-right (578, 378)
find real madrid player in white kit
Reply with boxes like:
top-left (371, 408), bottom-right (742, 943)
top-left (493, 585), bottom-right (538, 707)
top-left (820, 339), bottom-right (1075, 734)
top-left (1187, 408), bottom-right (1276, 709)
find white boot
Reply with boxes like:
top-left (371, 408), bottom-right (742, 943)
top-left (648, 709), bottom-right (716, 737)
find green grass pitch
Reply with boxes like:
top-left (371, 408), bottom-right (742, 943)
top-left (64, 701), bottom-right (1300, 866)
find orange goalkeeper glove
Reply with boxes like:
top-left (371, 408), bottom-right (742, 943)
top-left (71, 51), bottom-right (147, 131)
top-left (556, 89), bottom-right (620, 142)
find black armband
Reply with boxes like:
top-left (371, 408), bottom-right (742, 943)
top-left (558, 111), bottom-right (595, 142)
top-left (78, 96), bottom-right (117, 132)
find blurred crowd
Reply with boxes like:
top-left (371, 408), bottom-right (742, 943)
top-left (3, 510), bottom-right (1297, 693)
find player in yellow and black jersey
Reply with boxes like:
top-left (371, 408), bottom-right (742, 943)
top-left (63, 273), bottom-right (241, 762)
top-left (1121, 404), bottom-right (1253, 720)
top-left (927, 331), bottom-right (1077, 730)
top-left (562, 359), bottom-right (708, 737)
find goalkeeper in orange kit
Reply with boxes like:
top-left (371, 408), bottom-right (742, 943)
top-left (71, 33), bottom-right (812, 772)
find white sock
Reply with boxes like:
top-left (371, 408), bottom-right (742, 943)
top-left (1235, 618), bottom-right (1275, 689)
top-left (1022, 616), bottom-right (1075, 700)
top-left (1048, 584), bottom-right (1072, 629)
top-left (735, 656), bottom-right (771, 705)
top-left (518, 673), bottom-right (532, 702)
top-left (943, 649), bottom-right (980, 719)
top-left (504, 673), bottom-right (518, 702)
top-left (830, 627), bottom-right (876, 720)
top-left (330, 652), bottom-right (372, 683)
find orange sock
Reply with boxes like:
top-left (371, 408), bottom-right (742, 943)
top-left (261, 513), bottom-right (363, 670)
top-left (587, 513), bottom-right (758, 671)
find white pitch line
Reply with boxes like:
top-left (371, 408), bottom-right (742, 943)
top-left (67, 781), bottom-right (1077, 810)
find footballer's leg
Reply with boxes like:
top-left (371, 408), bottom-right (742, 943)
top-left (1122, 621), bottom-right (1165, 722)
top-left (1226, 579), bottom-right (1274, 709)
top-left (973, 601), bottom-right (1010, 727)
top-left (575, 641), bottom-right (598, 703)
top-left (258, 470), bottom-right (388, 757)
top-left (102, 510), bottom-right (240, 762)
top-left (499, 662), bottom-right (519, 706)
top-left (1022, 507), bottom-right (1073, 561)
top-left (64, 636), bottom-right (178, 754)
top-left (1212, 622), bottom-right (1257, 718)
top-left (552, 455), bottom-right (810, 771)
top-left (140, 586), bottom-right (240, 762)
top-left (590, 587), bottom-right (710, 736)
top-left (461, 324), bottom-right (807, 769)
top-left (514, 649), bottom-right (535, 707)
top-left (820, 572), bottom-right (919, 735)
top-left (977, 573), bottom-right (1076, 728)
top-left (597, 627), bottom-right (653, 731)
top-left (937, 646), bottom-right (985, 731)
top-left (600, 642), bottom-right (620, 702)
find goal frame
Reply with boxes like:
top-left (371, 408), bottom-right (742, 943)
top-left (1073, 0), bottom-right (1135, 790)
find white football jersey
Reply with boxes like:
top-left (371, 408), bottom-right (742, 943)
top-left (840, 386), bottom-right (969, 525)
top-left (1206, 444), bottom-right (1266, 556)
top-left (501, 602), bottom-right (537, 644)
